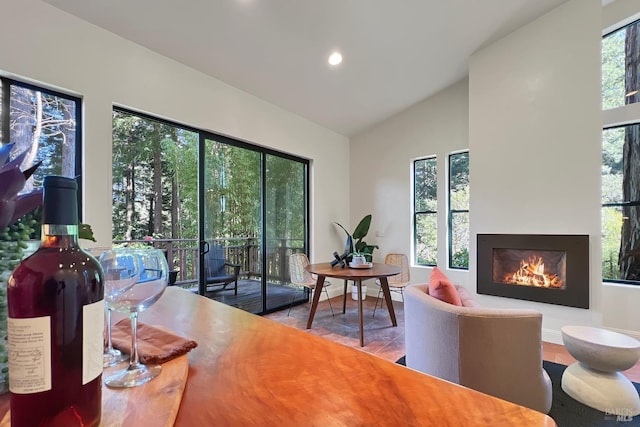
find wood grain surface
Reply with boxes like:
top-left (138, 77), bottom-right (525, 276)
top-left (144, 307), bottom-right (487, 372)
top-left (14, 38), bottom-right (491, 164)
top-left (0, 348), bottom-right (188, 427)
top-left (101, 354), bottom-right (188, 426)
top-left (0, 287), bottom-right (556, 426)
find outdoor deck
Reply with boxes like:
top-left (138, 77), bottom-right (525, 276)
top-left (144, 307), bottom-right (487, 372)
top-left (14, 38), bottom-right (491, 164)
top-left (179, 279), bottom-right (304, 314)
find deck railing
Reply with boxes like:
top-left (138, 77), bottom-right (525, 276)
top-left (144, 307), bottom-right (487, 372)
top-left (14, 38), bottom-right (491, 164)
top-left (113, 237), bottom-right (305, 287)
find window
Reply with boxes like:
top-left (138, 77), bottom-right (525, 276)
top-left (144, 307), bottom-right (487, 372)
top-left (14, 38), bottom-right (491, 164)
top-left (602, 18), bottom-right (640, 283)
top-left (448, 151), bottom-right (469, 269)
top-left (601, 124), bottom-right (640, 283)
top-left (0, 77), bottom-right (81, 212)
top-left (112, 108), bottom-right (199, 241)
top-left (414, 157), bottom-right (437, 265)
top-left (602, 19), bottom-right (640, 110)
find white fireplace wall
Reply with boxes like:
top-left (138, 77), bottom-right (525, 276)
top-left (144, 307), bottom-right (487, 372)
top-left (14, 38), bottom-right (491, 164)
top-left (468, 0), bottom-right (602, 342)
top-left (352, 0), bottom-right (636, 344)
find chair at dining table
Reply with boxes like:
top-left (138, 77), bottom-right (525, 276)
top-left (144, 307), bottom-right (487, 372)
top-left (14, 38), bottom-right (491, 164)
top-left (373, 253), bottom-right (410, 317)
top-left (288, 253), bottom-right (334, 316)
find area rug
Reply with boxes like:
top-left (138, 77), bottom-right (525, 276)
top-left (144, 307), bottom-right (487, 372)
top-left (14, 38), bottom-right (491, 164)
top-left (395, 357), bottom-right (640, 426)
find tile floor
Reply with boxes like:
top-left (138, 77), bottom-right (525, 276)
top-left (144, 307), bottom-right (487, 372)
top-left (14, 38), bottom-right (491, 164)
top-left (264, 294), bottom-right (640, 383)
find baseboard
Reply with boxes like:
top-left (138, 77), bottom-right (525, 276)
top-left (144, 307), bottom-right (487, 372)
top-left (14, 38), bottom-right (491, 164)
top-left (543, 326), bottom-right (640, 346)
top-left (542, 328), bottom-right (563, 345)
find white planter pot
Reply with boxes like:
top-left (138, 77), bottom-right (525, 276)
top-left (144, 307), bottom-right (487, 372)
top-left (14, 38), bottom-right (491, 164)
top-left (351, 284), bottom-right (367, 301)
top-left (351, 255), bottom-right (367, 265)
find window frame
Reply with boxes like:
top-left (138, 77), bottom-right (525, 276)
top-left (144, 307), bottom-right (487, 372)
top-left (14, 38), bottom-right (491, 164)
top-left (447, 150), bottom-right (469, 270)
top-left (413, 156), bottom-right (437, 267)
top-left (601, 13), bottom-right (640, 285)
top-left (0, 76), bottom-right (83, 219)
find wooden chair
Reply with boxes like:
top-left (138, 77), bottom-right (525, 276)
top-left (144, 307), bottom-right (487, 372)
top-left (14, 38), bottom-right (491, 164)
top-left (373, 253), bottom-right (410, 316)
top-left (288, 253), bottom-right (334, 316)
top-left (204, 245), bottom-right (241, 295)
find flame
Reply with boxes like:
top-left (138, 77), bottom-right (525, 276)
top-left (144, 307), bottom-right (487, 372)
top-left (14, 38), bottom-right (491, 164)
top-left (503, 256), bottom-right (563, 288)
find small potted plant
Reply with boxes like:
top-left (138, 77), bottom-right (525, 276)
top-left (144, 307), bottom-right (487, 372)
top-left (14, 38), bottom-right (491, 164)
top-left (334, 215), bottom-right (379, 299)
top-left (334, 214), bottom-right (378, 264)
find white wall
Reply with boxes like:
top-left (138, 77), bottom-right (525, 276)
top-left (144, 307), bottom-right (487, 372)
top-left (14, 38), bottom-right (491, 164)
top-left (469, 0), bottom-right (602, 343)
top-left (352, 0), bottom-right (638, 343)
top-left (351, 79), bottom-right (470, 287)
top-left (0, 0), bottom-right (350, 288)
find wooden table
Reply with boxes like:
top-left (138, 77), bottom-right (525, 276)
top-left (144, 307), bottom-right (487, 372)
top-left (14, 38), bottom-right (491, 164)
top-left (0, 288), bottom-right (556, 426)
top-left (306, 263), bottom-right (401, 346)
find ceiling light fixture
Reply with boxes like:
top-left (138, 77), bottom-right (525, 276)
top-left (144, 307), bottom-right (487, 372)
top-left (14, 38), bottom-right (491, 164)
top-left (328, 52), bottom-right (343, 66)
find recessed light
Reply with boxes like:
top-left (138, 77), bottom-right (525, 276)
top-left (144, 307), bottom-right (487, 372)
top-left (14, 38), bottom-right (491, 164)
top-left (328, 52), bottom-right (342, 66)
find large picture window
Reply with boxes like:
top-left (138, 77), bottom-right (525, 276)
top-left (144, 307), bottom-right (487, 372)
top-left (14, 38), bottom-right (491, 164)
top-left (602, 18), bottom-right (640, 283)
top-left (448, 151), bottom-right (469, 269)
top-left (414, 157), bottom-right (437, 265)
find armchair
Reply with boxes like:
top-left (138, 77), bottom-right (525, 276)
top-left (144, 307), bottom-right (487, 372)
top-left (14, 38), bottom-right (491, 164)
top-left (204, 245), bottom-right (241, 295)
top-left (404, 283), bottom-right (552, 414)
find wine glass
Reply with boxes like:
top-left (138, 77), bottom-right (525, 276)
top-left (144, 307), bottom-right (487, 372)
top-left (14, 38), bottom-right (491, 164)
top-left (97, 248), bottom-right (140, 367)
top-left (104, 248), bottom-right (169, 388)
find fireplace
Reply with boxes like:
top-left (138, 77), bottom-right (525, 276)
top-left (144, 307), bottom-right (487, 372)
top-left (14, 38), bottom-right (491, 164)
top-left (477, 234), bottom-right (589, 309)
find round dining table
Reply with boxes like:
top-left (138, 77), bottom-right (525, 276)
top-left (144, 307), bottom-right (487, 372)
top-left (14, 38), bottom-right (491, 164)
top-left (306, 262), bottom-right (402, 347)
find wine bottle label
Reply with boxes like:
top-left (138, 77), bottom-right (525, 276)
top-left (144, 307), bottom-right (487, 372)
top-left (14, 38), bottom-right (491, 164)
top-left (7, 316), bottom-right (52, 394)
top-left (83, 299), bottom-right (105, 385)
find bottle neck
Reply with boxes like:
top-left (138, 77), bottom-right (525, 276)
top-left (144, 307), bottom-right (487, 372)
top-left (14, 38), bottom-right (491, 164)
top-left (41, 224), bottom-right (79, 248)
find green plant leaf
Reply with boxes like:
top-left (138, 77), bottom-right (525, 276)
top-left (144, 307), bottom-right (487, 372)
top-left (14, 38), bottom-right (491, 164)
top-left (79, 223), bottom-right (96, 242)
top-left (333, 222), bottom-right (351, 238)
top-left (352, 215), bottom-right (371, 240)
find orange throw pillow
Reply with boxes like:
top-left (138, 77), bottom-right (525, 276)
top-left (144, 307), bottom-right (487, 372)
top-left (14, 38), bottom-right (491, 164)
top-left (429, 267), bottom-right (462, 306)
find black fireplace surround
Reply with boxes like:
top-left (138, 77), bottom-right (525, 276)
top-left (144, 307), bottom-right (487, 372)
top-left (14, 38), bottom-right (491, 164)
top-left (477, 234), bottom-right (589, 309)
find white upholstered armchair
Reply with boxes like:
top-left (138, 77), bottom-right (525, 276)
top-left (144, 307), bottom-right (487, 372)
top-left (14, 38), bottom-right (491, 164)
top-left (404, 283), bottom-right (552, 414)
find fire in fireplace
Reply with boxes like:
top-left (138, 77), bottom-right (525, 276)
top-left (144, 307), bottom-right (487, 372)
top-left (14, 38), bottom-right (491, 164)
top-left (477, 234), bottom-right (589, 309)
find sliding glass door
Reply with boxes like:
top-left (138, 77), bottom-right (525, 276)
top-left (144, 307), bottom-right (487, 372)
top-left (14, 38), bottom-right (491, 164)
top-left (200, 135), bottom-right (308, 314)
top-left (264, 154), bottom-right (308, 311)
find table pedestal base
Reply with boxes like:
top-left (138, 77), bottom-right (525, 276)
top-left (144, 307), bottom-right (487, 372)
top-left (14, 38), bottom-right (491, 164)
top-left (562, 362), bottom-right (640, 415)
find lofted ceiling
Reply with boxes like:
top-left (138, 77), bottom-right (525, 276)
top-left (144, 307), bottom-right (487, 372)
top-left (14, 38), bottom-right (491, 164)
top-left (44, 0), bottom-right (571, 137)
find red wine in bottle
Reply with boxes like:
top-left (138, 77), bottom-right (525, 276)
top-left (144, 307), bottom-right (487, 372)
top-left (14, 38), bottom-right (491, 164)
top-left (7, 176), bottom-right (104, 427)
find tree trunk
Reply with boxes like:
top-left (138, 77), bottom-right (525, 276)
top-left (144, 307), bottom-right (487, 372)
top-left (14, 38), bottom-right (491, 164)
top-left (619, 22), bottom-right (640, 280)
top-left (153, 124), bottom-right (163, 236)
top-left (125, 164), bottom-right (135, 241)
top-left (170, 128), bottom-right (179, 239)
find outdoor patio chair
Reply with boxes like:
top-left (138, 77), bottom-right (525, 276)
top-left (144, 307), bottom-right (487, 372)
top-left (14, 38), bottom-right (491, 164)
top-left (204, 245), bottom-right (241, 295)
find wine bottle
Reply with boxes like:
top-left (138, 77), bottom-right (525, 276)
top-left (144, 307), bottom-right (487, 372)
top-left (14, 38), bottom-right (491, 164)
top-left (7, 176), bottom-right (104, 427)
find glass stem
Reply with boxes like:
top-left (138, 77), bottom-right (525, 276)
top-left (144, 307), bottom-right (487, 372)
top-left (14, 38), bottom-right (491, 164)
top-left (129, 312), bottom-right (140, 367)
top-left (106, 307), bottom-right (114, 350)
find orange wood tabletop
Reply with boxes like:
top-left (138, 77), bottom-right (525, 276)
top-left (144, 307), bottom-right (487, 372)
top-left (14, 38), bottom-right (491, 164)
top-left (0, 287), bottom-right (557, 426)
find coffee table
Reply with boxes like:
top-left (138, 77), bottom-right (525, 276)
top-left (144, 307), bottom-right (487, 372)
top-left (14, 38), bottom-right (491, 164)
top-left (561, 325), bottom-right (640, 415)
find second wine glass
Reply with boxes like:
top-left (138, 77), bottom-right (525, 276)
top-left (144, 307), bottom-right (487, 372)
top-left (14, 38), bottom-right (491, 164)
top-left (104, 248), bottom-right (169, 388)
top-left (98, 248), bottom-right (140, 367)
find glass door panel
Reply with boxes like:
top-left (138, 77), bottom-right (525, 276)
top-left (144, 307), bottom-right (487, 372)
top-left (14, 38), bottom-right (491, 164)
top-left (201, 137), bottom-right (263, 312)
top-left (265, 154), bottom-right (308, 311)
top-left (200, 135), bottom-right (309, 314)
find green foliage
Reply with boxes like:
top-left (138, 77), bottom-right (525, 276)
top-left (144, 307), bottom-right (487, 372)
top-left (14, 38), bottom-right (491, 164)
top-left (112, 110), bottom-right (307, 251)
top-left (414, 158), bottom-right (437, 212)
top-left (602, 27), bottom-right (626, 110)
top-left (415, 213), bottom-right (437, 265)
top-left (451, 248), bottom-right (469, 269)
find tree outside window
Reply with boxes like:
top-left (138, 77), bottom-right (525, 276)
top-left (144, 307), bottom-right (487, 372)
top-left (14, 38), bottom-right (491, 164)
top-left (448, 151), bottom-right (469, 269)
top-left (414, 157), bottom-right (437, 265)
top-left (602, 19), bottom-right (640, 283)
top-left (0, 77), bottom-right (81, 224)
